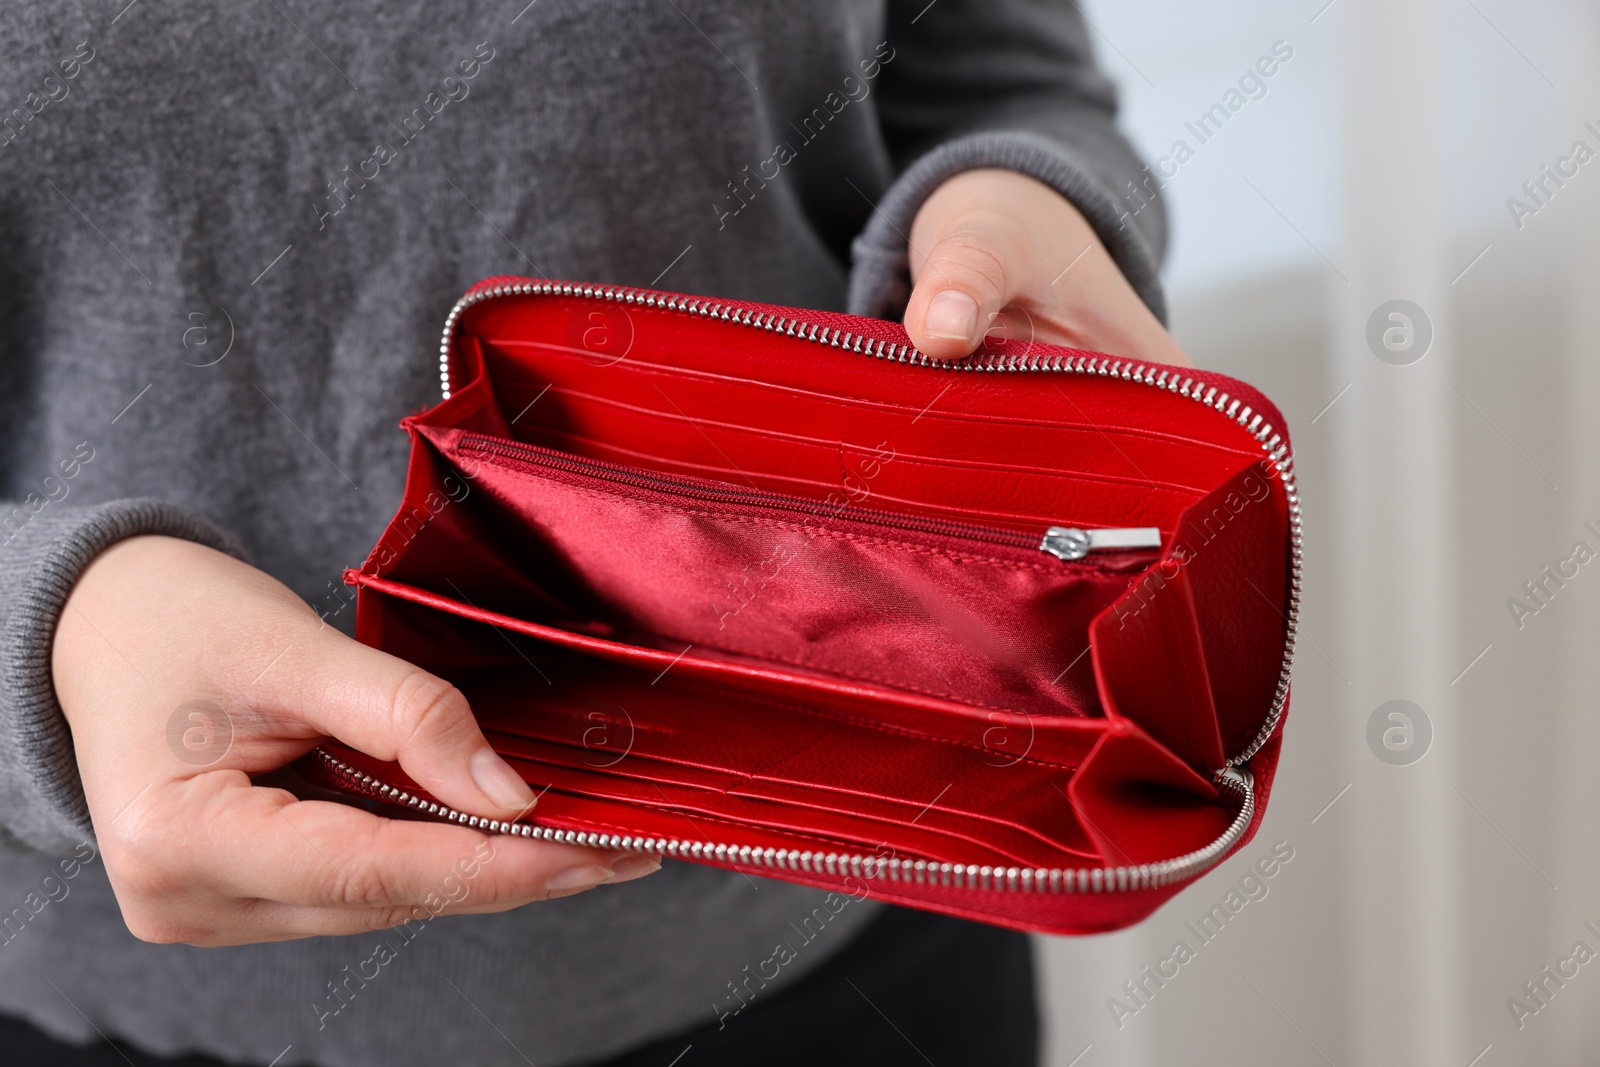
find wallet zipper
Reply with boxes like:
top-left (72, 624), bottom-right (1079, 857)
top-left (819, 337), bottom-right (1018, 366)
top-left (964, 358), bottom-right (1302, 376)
top-left (321, 279), bottom-right (1306, 892)
top-left (308, 746), bottom-right (1254, 895)
top-left (455, 432), bottom-right (1163, 563)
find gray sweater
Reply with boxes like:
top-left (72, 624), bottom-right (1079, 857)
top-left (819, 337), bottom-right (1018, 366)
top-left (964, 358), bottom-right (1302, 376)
top-left (0, 2), bottom-right (1164, 1064)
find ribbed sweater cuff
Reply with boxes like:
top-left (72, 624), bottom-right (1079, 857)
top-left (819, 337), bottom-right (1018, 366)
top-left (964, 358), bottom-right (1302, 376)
top-left (847, 129), bottom-right (1167, 326)
top-left (0, 500), bottom-right (245, 852)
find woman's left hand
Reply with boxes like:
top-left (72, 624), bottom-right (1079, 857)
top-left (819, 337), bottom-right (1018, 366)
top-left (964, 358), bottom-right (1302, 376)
top-left (903, 168), bottom-right (1190, 367)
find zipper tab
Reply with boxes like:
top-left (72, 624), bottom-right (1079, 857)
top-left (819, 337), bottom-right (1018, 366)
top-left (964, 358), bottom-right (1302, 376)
top-left (1039, 526), bottom-right (1163, 562)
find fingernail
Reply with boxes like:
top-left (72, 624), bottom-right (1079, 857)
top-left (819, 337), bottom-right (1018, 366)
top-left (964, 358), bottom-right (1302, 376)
top-left (470, 748), bottom-right (536, 813)
top-left (925, 291), bottom-right (978, 342)
top-left (546, 863), bottom-right (615, 893)
top-left (608, 855), bottom-right (663, 884)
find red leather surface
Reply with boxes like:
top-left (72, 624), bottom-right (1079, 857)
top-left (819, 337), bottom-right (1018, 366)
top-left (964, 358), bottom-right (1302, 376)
top-left (307, 280), bottom-right (1295, 935)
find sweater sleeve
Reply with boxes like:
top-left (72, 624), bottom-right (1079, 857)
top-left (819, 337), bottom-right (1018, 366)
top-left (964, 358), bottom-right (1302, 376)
top-left (847, 0), bottom-right (1168, 326)
top-left (0, 499), bottom-right (244, 853)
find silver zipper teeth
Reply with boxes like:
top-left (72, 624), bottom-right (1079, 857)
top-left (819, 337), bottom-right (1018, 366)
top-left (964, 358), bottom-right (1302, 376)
top-left (310, 747), bottom-right (1254, 894)
top-left (393, 278), bottom-right (1302, 891)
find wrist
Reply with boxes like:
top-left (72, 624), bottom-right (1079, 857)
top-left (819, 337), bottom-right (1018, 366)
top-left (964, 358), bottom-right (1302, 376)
top-left (52, 536), bottom-right (234, 732)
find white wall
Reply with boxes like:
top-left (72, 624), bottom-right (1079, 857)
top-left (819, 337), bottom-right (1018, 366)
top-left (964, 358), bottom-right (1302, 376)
top-left (1038, 2), bottom-right (1600, 1064)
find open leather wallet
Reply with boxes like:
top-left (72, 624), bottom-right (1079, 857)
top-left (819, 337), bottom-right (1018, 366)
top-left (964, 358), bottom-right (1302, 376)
top-left (297, 278), bottom-right (1300, 935)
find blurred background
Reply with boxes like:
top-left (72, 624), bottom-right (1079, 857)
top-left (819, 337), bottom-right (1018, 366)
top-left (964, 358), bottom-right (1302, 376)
top-left (1037, 1), bottom-right (1600, 1064)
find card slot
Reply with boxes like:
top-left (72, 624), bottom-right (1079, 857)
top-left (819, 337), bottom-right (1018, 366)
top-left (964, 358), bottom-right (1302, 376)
top-left (531, 778), bottom-right (1030, 868)
top-left (480, 721), bottom-right (1098, 861)
top-left (503, 745), bottom-right (1082, 867)
top-left (480, 340), bottom-right (1262, 461)
top-left (520, 423), bottom-right (1203, 533)
top-left (503, 750), bottom-right (1069, 868)
top-left (520, 389), bottom-right (1223, 500)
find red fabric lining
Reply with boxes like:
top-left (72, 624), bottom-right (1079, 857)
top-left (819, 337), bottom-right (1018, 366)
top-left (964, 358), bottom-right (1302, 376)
top-left (449, 430), bottom-right (1136, 575)
top-left (426, 423), bottom-right (1134, 716)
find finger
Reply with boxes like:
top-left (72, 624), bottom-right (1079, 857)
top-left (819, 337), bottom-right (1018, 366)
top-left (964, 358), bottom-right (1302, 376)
top-left (158, 774), bottom-right (649, 910)
top-left (904, 210), bottom-right (1027, 360)
top-left (257, 623), bottom-right (537, 819)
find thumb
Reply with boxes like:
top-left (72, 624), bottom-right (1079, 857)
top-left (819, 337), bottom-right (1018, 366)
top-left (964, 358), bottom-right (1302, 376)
top-left (271, 626), bottom-right (537, 820)
top-left (904, 215), bottom-right (1027, 360)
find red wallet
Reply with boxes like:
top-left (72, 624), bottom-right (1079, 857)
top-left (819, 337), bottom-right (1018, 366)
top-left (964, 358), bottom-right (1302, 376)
top-left (299, 278), bottom-right (1300, 935)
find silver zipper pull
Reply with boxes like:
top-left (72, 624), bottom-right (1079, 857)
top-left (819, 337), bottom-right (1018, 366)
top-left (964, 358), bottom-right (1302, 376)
top-left (1038, 526), bottom-right (1163, 561)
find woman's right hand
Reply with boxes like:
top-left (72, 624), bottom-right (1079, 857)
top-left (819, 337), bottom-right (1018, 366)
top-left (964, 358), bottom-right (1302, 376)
top-left (51, 535), bottom-right (659, 947)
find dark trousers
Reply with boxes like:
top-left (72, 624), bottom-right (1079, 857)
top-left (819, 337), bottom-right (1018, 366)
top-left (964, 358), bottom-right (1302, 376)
top-left (0, 905), bottom-right (1039, 1066)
